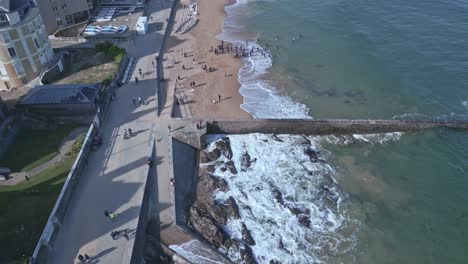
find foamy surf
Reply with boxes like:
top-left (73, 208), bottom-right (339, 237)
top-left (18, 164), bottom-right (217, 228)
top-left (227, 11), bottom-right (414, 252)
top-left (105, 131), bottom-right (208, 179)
top-left (204, 134), bottom-right (363, 263)
top-left (218, 0), bottom-right (312, 119)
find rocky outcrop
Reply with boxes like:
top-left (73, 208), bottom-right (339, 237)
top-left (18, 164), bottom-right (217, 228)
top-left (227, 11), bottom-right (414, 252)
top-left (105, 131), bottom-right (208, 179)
top-left (241, 223), bottom-right (255, 246)
top-left (215, 137), bottom-right (233, 160)
top-left (240, 152), bottom-right (252, 172)
top-left (188, 138), bottom-right (257, 263)
top-left (188, 203), bottom-right (227, 248)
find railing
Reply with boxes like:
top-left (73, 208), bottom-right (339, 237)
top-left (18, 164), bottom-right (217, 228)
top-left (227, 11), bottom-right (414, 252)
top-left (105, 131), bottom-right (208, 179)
top-left (29, 117), bottom-right (98, 264)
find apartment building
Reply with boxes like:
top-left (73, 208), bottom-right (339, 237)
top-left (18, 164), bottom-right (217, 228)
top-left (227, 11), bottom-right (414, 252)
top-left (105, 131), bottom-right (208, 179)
top-left (0, 95), bottom-right (7, 122)
top-left (35, 0), bottom-right (94, 35)
top-left (0, 0), bottom-right (54, 91)
top-left (98, 0), bottom-right (144, 7)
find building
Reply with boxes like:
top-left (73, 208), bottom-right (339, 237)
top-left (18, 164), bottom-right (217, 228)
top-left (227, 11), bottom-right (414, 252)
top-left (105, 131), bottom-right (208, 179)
top-left (0, 0), bottom-right (54, 91)
top-left (98, 0), bottom-right (144, 7)
top-left (0, 94), bottom-right (7, 122)
top-left (17, 83), bottom-right (102, 123)
top-left (34, 0), bottom-right (94, 35)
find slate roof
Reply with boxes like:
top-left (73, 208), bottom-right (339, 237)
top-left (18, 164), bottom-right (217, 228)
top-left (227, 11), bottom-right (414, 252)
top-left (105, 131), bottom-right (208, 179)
top-left (0, 0), bottom-right (29, 13)
top-left (19, 84), bottom-right (102, 105)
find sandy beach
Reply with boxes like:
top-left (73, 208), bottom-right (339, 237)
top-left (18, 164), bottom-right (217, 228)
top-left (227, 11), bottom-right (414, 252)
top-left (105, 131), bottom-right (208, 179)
top-left (161, 0), bottom-right (251, 119)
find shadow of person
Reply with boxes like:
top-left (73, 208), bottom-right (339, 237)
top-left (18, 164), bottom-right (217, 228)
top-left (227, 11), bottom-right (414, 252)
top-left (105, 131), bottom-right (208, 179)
top-left (89, 246), bottom-right (117, 263)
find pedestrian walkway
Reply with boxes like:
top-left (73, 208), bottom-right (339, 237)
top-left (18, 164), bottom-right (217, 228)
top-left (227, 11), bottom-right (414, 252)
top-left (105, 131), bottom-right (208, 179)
top-left (46, 1), bottom-right (173, 263)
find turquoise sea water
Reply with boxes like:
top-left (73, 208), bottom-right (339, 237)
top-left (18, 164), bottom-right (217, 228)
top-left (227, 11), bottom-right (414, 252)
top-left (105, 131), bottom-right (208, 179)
top-left (221, 0), bottom-right (468, 263)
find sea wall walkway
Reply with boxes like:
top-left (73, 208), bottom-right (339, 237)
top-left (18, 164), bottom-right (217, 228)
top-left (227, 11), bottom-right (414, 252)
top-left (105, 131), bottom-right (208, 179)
top-left (206, 119), bottom-right (468, 135)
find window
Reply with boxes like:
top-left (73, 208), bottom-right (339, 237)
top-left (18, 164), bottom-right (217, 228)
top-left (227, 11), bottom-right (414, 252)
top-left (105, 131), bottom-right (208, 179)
top-left (41, 32), bottom-right (47, 43)
top-left (33, 38), bottom-right (40, 49)
top-left (13, 62), bottom-right (24, 75)
top-left (39, 53), bottom-right (46, 65)
top-left (28, 23), bottom-right (34, 34)
top-left (2, 32), bottom-right (10, 43)
top-left (65, 15), bottom-right (72, 25)
top-left (7, 47), bottom-right (16, 58)
top-left (0, 64), bottom-right (7, 77)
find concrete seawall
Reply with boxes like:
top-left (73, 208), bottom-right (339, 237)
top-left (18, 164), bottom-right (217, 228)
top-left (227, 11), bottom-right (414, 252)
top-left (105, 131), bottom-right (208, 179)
top-left (206, 119), bottom-right (468, 135)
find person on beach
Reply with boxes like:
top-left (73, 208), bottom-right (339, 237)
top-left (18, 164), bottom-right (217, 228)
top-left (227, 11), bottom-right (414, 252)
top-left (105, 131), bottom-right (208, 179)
top-left (218, 94), bottom-right (221, 102)
top-left (138, 96), bottom-right (142, 104)
top-left (135, 77), bottom-right (138, 84)
top-left (182, 65), bottom-right (185, 70)
top-left (128, 128), bottom-right (132, 135)
top-left (138, 68), bottom-right (142, 76)
top-left (152, 61), bottom-right (155, 66)
top-left (132, 98), bottom-right (136, 105)
top-left (84, 254), bottom-right (91, 262)
top-left (170, 178), bottom-right (175, 187)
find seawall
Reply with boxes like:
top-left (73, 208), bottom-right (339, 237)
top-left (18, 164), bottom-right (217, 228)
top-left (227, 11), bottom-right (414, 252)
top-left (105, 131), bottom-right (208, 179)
top-left (206, 119), bottom-right (468, 135)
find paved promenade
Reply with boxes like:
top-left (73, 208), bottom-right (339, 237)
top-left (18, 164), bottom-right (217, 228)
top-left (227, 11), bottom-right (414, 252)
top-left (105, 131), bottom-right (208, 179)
top-left (48, 1), bottom-right (173, 263)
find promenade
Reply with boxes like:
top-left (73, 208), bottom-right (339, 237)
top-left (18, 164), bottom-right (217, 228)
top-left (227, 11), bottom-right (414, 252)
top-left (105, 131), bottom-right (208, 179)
top-left (47, 1), bottom-right (173, 263)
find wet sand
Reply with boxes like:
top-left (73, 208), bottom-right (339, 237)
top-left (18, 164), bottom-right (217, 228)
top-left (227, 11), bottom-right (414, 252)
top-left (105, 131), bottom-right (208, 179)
top-left (162, 0), bottom-right (251, 119)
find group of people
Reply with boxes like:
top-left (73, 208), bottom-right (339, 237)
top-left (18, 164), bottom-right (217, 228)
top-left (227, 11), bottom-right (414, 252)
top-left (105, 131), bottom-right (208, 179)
top-left (123, 128), bottom-right (133, 139)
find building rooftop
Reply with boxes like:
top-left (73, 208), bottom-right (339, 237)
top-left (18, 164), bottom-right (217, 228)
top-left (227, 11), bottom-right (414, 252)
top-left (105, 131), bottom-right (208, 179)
top-left (19, 83), bottom-right (102, 105)
top-left (0, 0), bottom-right (29, 13)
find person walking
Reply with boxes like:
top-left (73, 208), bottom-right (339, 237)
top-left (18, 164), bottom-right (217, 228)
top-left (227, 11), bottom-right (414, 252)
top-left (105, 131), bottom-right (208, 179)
top-left (138, 68), bottom-right (142, 76)
top-left (132, 98), bottom-right (136, 105)
top-left (135, 77), bottom-right (139, 84)
top-left (78, 254), bottom-right (85, 263)
top-left (123, 232), bottom-right (130, 241)
top-left (128, 128), bottom-right (132, 135)
top-left (138, 96), bottom-right (142, 104)
top-left (218, 94), bottom-right (221, 102)
top-left (105, 209), bottom-right (116, 220)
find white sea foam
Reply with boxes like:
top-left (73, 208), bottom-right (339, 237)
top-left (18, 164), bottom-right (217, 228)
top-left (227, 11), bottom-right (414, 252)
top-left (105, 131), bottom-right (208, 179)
top-left (205, 134), bottom-right (361, 263)
top-left (169, 240), bottom-right (228, 264)
top-left (462, 100), bottom-right (468, 110)
top-left (218, 0), bottom-right (311, 119)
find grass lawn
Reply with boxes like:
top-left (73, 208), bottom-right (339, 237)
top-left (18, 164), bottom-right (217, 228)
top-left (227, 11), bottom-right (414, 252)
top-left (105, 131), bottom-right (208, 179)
top-left (0, 124), bottom-right (80, 172)
top-left (0, 155), bottom-right (77, 263)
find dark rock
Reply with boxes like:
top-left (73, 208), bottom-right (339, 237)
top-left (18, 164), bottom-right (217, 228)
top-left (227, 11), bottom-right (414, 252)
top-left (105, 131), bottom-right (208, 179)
top-left (206, 165), bottom-right (216, 173)
top-left (241, 223), bottom-right (256, 246)
top-left (226, 196), bottom-right (241, 219)
top-left (188, 204), bottom-right (226, 247)
top-left (287, 205), bottom-right (310, 216)
top-left (271, 187), bottom-right (284, 205)
top-left (241, 152), bottom-right (252, 170)
top-left (251, 158), bottom-right (257, 163)
top-left (240, 244), bottom-right (256, 264)
top-left (220, 167), bottom-right (227, 172)
top-left (272, 134), bottom-right (284, 142)
top-left (266, 219), bottom-right (277, 226)
top-left (278, 238), bottom-right (290, 254)
top-left (270, 260), bottom-right (282, 264)
top-left (225, 161), bottom-right (238, 174)
top-left (262, 139), bottom-right (268, 142)
top-left (304, 145), bottom-right (320, 162)
top-left (205, 148), bottom-right (221, 161)
top-left (196, 175), bottom-right (228, 205)
top-left (215, 137), bottom-right (233, 160)
top-left (209, 196), bottom-right (240, 224)
top-left (297, 214), bottom-right (311, 228)
top-left (299, 136), bottom-right (311, 145)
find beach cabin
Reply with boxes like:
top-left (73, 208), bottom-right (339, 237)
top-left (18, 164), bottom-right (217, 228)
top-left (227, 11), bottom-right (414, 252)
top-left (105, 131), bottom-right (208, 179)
top-left (136, 16), bottom-right (148, 35)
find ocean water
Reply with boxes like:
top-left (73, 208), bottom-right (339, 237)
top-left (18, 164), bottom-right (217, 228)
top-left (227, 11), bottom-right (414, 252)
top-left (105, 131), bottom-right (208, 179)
top-left (207, 0), bottom-right (468, 263)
